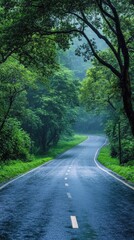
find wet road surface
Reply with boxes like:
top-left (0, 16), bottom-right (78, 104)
top-left (0, 135), bottom-right (134, 240)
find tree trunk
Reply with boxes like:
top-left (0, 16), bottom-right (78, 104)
top-left (118, 121), bottom-right (122, 165)
top-left (121, 73), bottom-right (134, 136)
top-left (0, 98), bottom-right (13, 133)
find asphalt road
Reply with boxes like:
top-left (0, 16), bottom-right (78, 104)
top-left (0, 135), bottom-right (134, 240)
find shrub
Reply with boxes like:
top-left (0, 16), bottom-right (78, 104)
top-left (121, 137), bottom-right (134, 162)
top-left (0, 118), bottom-right (31, 161)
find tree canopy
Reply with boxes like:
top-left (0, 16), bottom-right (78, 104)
top-left (0, 0), bottom-right (133, 134)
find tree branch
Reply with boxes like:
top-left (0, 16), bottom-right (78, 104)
top-left (98, 0), bottom-right (115, 20)
top-left (71, 10), bottom-right (122, 70)
top-left (107, 96), bottom-right (116, 110)
top-left (105, 0), bottom-right (129, 71)
top-left (96, 1), bottom-right (116, 35)
top-left (80, 31), bottom-right (121, 78)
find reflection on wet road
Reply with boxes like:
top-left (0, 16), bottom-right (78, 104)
top-left (0, 135), bottom-right (134, 239)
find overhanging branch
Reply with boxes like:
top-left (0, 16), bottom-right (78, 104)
top-left (81, 31), bottom-right (121, 78)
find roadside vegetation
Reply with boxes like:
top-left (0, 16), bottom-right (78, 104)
top-left (0, 134), bottom-right (87, 183)
top-left (98, 146), bottom-right (134, 183)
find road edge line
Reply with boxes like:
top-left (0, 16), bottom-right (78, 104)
top-left (94, 139), bottom-right (134, 191)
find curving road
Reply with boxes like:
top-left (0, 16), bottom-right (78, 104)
top-left (0, 135), bottom-right (134, 240)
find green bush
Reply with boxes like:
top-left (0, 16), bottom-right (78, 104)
top-left (0, 118), bottom-right (31, 161)
top-left (121, 137), bottom-right (134, 162)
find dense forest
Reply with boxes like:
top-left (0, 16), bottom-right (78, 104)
top-left (0, 0), bottom-right (134, 165)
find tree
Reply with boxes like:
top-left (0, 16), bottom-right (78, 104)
top-left (0, 0), bottom-right (133, 134)
top-left (0, 58), bottom-right (36, 161)
top-left (80, 52), bottom-right (134, 163)
top-left (23, 66), bottom-right (79, 153)
top-left (66, 0), bottom-right (134, 135)
top-left (0, 57), bottom-right (36, 133)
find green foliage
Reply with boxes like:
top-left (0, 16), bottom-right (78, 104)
top-left (80, 48), bottom-right (134, 163)
top-left (23, 66), bottom-right (79, 153)
top-left (80, 51), bottom-right (121, 113)
top-left (0, 53), bottom-right (79, 161)
top-left (0, 118), bottom-right (31, 161)
top-left (58, 40), bottom-right (91, 80)
top-left (17, 34), bottom-right (58, 75)
top-left (105, 117), bottom-right (134, 163)
top-left (121, 138), bottom-right (134, 160)
top-left (0, 57), bottom-right (36, 161)
top-left (98, 146), bottom-right (134, 183)
top-left (0, 57), bottom-right (36, 129)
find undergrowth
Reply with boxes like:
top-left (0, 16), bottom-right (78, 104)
top-left (98, 146), bottom-right (134, 183)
